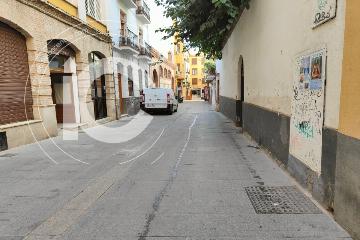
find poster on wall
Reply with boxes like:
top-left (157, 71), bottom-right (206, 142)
top-left (313, 0), bottom-right (337, 28)
top-left (289, 48), bottom-right (326, 173)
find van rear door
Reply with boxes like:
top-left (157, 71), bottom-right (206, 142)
top-left (144, 89), bottom-right (167, 109)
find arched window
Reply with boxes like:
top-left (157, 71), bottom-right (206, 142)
top-left (164, 68), bottom-right (167, 78)
top-left (168, 70), bottom-right (171, 78)
top-left (145, 70), bottom-right (148, 88)
top-left (159, 66), bottom-right (163, 77)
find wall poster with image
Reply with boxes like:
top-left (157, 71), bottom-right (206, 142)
top-left (289, 48), bottom-right (326, 173)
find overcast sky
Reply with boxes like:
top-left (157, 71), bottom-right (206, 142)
top-left (147, 0), bottom-right (173, 57)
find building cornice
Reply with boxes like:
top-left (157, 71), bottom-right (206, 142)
top-left (16, 0), bottom-right (112, 43)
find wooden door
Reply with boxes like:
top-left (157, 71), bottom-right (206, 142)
top-left (118, 73), bottom-right (125, 114)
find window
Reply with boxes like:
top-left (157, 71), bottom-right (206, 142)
top-left (192, 68), bottom-right (198, 75)
top-left (164, 68), bottom-right (167, 78)
top-left (192, 58), bottom-right (197, 65)
top-left (86, 0), bottom-right (101, 20)
top-left (192, 78), bottom-right (198, 85)
top-left (145, 70), bottom-right (148, 88)
top-left (160, 66), bottom-right (163, 77)
top-left (138, 69), bottom-right (143, 90)
top-left (168, 70), bottom-right (171, 78)
top-left (120, 10), bottom-right (127, 37)
top-left (128, 80), bottom-right (134, 96)
top-left (177, 64), bottom-right (180, 72)
top-left (138, 27), bottom-right (143, 46)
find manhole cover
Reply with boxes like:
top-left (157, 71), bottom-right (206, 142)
top-left (245, 186), bottom-right (321, 214)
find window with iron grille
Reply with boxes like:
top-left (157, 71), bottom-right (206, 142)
top-left (86, 0), bottom-right (101, 20)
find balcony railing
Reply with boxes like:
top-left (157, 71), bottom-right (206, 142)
top-left (140, 42), bottom-right (152, 58)
top-left (136, 1), bottom-right (150, 22)
top-left (119, 29), bottom-right (139, 51)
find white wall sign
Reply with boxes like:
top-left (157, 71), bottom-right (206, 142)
top-left (289, 49), bottom-right (326, 173)
top-left (313, 0), bottom-right (337, 27)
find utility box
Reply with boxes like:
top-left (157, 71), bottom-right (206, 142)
top-left (0, 132), bottom-right (8, 151)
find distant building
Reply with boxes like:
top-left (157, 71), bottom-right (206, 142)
top-left (103, 0), bottom-right (152, 116)
top-left (174, 40), bottom-right (206, 100)
top-left (150, 49), bottom-right (175, 90)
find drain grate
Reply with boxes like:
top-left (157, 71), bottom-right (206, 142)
top-left (245, 186), bottom-right (321, 214)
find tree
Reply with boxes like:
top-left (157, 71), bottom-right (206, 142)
top-left (204, 60), bottom-right (216, 75)
top-left (155, 0), bottom-right (251, 59)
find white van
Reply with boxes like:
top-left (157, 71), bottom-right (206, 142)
top-left (140, 88), bottom-right (178, 114)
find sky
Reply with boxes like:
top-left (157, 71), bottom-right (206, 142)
top-left (147, 0), bottom-right (174, 57)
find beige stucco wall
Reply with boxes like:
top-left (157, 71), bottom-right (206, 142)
top-left (221, 0), bottom-right (346, 128)
top-left (0, 0), bottom-right (114, 148)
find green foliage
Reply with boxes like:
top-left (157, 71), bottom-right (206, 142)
top-left (154, 0), bottom-right (251, 59)
top-left (204, 60), bottom-right (216, 75)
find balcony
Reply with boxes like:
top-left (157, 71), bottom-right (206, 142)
top-left (136, 0), bottom-right (151, 24)
top-left (119, 29), bottom-right (140, 54)
top-left (123, 0), bottom-right (137, 8)
top-left (139, 42), bottom-right (152, 61)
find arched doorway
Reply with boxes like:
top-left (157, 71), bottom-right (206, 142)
top-left (0, 21), bottom-right (33, 125)
top-left (153, 69), bottom-right (158, 87)
top-left (48, 39), bottom-right (78, 123)
top-left (237, 56), bottom-right (245, 127)
top-left (89, 51), bottom-right (107, 120)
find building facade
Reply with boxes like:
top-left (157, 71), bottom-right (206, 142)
top-left (218, 0), bottom-right (359, 239)
top-left (103, 0), bottom-right (152, 116)
top-left (0, 0), bottom-right (114, 150)
top-left (174, 41), bottom-right (206, 100)
top-left (150, 49), bottom-right (175, 90)
top-left (174, 41), bottom-right (189, 98)
top-left (189, 53), bottom-right (206, 100)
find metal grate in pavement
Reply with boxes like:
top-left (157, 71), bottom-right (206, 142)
top-left (245, 186), bottom-right (321, 214)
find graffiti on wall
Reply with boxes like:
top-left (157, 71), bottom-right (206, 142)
top-left (289, 49), bottom-right (326, 173)
top-left (313, 0), bottom-right (337, 28)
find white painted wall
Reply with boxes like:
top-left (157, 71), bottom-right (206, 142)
top-left (102, 0), bottom-right (151, 100)
top-left (220, 0), bottom-right (346, 128)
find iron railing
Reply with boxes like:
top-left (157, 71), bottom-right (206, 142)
top-left (140, 42), bottom-right (152, 58)
top-left (119, 28), bottom-right (139, 51)
top-left (136, 0), bottom-right (151, 21)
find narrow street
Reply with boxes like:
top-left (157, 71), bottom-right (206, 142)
top-left (0, 102), bottom-right (351, 240)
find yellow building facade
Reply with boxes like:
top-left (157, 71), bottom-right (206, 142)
top-left (174, 40), bottom-right (206, 100)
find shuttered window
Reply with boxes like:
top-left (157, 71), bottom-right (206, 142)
top-left (85, 0), bottom-right (101, 20)
top-left (0, 22), bottom-right (33, 125)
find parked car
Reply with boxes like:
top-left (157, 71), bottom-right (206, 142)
top-left (140, 88), bottom-right (178, 114)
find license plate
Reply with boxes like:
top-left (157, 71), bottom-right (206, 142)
top-left (146, 103), bottom-right (155, 108)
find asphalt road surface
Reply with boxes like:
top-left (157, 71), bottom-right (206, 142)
top-left (0, 102), bottom-right (351, 240)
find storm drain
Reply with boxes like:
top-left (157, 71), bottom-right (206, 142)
top-left (245, 186), bottom-right (321, 214)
